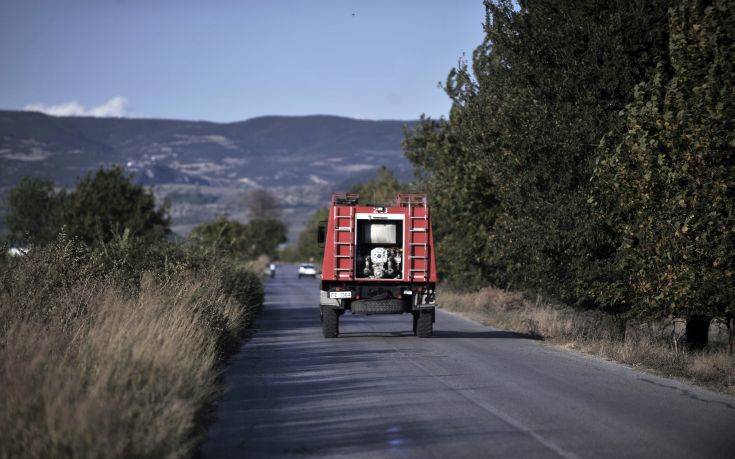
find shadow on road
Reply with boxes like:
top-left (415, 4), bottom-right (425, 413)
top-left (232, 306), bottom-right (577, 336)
top-left (433, 329), bottom-right (541, 340)
top-left (336, 329), bottom-right (539, 340)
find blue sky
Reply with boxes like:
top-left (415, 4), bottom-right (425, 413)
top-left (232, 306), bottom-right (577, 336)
top-left (0, 0), bottom-right (485, 122)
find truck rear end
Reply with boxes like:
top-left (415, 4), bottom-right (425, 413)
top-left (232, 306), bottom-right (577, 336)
top-left (318, 193), bottom-right (437, 337)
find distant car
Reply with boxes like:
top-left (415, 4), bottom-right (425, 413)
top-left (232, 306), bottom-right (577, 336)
top-left (298, 263), bottom-right (317, 278)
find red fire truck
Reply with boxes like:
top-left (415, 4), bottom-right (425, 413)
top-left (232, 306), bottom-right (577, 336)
top-left (317, 193), bottom-right (437, 338)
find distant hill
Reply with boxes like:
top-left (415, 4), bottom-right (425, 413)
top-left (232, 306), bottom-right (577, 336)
top-left (0, 110), bottom-right (415, 237)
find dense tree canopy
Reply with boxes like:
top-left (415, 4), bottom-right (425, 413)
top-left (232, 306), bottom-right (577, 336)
top-left (405, 0), bottom-right (669, 301)
top-left (5, 167), bottom-right (169, 246)
top-left (5, 177), bottom-right (64, 245)
top-left (61, 167), bottom-right (170, 244)
top-left (402, 0), bottom-right (734, 330)
top-left (593, 0), bottom-right (734, 321)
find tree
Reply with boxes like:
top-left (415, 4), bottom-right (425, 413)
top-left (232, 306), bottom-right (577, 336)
top-left (593, 0), bottom-right (734, 345)
top-left (348, 166), bottom-right (404, 206)
top-left (245, 188), bottom-right (281, 220)
top-left (293, 207), bottom-right (329, 263)
top-left (245, 218), bottom-right (288, 258)
top-left (189, 217), bottom-right (252, 256)
top-left (61, 167), bottom-right (170, 244)
top-left (4, 177), bottom-right (64, 245)
top-left (190, 217), bottom-right (286, 260)
top-left (403, 0), bottom-right (669, 304)
top-left (288, 168), bottom-right (408, 263)
top-left (404, 115), bottom-right (500, 289)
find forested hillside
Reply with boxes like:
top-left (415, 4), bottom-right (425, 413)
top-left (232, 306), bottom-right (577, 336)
top-left (403, 0), bottom-right (733, 343)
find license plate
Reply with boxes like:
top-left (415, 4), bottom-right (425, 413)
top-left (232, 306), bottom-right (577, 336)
top-left (329, 291), bottom-right (352, 299)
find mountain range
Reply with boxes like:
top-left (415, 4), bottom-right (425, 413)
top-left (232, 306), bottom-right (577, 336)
top-left (0, 110), bottom-right (415, 236)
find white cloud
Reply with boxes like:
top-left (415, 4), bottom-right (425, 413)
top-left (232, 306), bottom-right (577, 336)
top-left (24, 96), bottom-right (129, 117)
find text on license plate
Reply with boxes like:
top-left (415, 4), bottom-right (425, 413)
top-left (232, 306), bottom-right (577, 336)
top-left (329, 291), bottom-right (352, 299)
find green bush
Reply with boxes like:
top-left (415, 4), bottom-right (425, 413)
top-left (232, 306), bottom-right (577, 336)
top-left (189, 216), bottom-right (286, 260)
top-left (4, 177), bottom-right (63, 245)
top-left (219, 262), bottom-right (264, 318)
top-left (4, 167), bottom-right (170, 246)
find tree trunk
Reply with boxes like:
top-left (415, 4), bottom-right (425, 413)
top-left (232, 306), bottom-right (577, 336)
top-left (728, 315), bottom-right (734, 356)
top-left (685, 315), bottom-right (711, 350)
top-left (612, 316), bottom-right (627, 342)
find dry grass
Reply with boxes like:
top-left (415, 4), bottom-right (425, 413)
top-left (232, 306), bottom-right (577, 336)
top-left (440, 287), bottom-right (735, 396)
top-left (0, 240), bottom-right (263, 459)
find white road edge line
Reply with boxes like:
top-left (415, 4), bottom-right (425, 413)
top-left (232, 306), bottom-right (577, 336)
top-left (454, 387), bottom-right (579, 459)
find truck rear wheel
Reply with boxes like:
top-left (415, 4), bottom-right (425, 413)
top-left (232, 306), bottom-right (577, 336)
top-left (322, 307), bottom-right (339, 338)
top-left (416, 311), bottom-right (432, 338)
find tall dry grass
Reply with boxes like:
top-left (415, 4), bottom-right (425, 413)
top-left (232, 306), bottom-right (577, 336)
top-left (440, 287), bottom-right (735, 396)
top-left (0, 236), bottom-right (263, 458)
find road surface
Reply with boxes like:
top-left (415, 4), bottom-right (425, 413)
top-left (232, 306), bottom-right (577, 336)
top-left (202, 264), bottom-right (735, 458)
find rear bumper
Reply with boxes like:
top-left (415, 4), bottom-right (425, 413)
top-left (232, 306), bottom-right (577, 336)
top-left (319, 290), bottom-right (341, 307)
top-left (320, 291), bottom-right (435, 315)
top-left (350, 298), bottom-right (408, 315)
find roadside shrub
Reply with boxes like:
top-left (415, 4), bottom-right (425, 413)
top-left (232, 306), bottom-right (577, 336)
top-left (0, 232), bottom-right (264, 458)
top-left (189, 216), bottom-right (286, 260)
top-left (219, 262), bottom-right (264, 317)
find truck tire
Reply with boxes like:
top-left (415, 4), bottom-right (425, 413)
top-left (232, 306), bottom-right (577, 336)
top-left (350, 298), bottom-right (407, 315)
top-left (322, 307), bottom-right (339, 338)
top-left (416, 311), bottom-right (432, 338)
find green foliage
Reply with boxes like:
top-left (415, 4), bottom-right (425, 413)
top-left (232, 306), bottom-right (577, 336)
top-left (404, 0), bottom-right (731, 326)
top-left (4, 167), bottom-right (170, 246)
top-left (61, 167), bottom-right (170, 244)
top-left (246, 188), bottom-right (281, 220)
top-left (189, 216), bottom-right (286, 260)
top-left (4, 177), bottom-right (64, 245)
top-left (246, 218), bottom-right (288, 257)
top-left (292, 207), bottom-right (329, 263)
top-left (593, 0), bottom-right (735, 320)
top-left (404, 0), bottom-right (669, 303)
top-left (404, 115), bottom-right (500, 290)
top-left (89, 229), bottom-right (207, 289)
top-left (218, 263), bottom-right (264, 315)
top-left (348, 166), bottom-right (404, 205)
top-left (287, 167), bottom-right (409, 263)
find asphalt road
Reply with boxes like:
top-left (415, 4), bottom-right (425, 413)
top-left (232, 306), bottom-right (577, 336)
top-left (202, 264), bottom-right (735, 458)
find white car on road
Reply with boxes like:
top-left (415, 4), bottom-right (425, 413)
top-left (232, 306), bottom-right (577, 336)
top-left (297, 263), bottom-right (317, 278)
